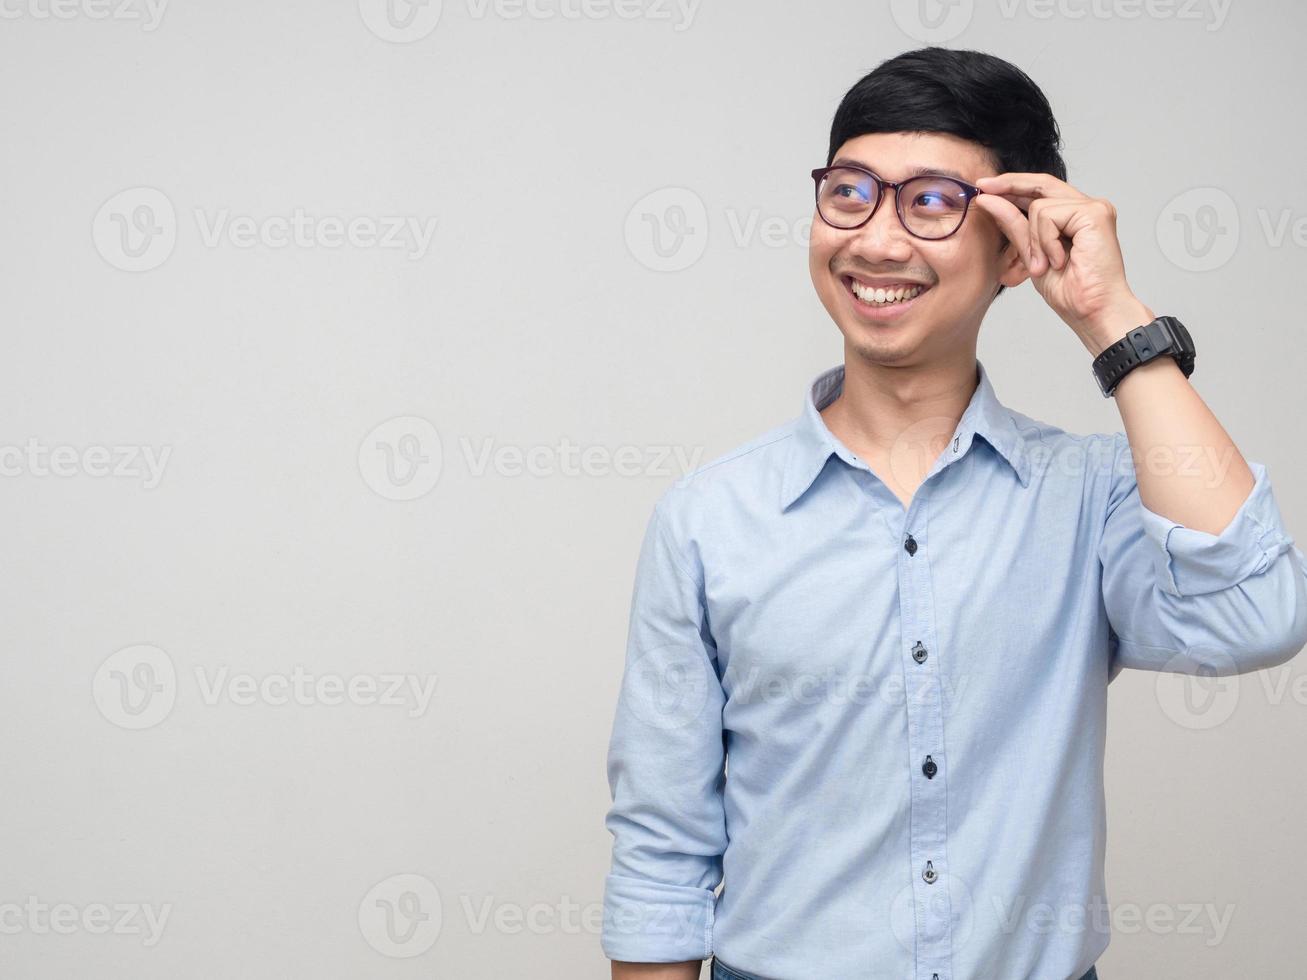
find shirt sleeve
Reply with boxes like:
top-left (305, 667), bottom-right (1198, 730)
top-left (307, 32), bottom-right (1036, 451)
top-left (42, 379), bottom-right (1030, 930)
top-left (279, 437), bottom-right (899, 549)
top-left (1098, 431), bottom-right (1307, 678)
top-left (600, 492), bottom-right (727, 963)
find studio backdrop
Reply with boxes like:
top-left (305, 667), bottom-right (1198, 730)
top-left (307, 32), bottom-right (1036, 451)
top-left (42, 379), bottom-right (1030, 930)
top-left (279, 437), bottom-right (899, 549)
top-left (1, 2), bottom-right (1303, 978)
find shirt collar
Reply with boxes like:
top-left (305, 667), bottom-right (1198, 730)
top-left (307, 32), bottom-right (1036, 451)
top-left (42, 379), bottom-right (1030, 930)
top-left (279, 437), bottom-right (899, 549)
top-left (779, 358), bottom-right (1032, 511)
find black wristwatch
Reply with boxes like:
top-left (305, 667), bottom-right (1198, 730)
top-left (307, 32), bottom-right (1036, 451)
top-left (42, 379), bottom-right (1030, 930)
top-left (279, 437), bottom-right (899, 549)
top-left (1091, 315), bottom-right (1195, 398)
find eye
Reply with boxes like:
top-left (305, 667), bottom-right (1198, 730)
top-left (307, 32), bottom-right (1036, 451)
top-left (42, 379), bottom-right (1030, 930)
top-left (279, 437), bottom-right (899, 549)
top-left (904, 177), bottom-right (968, 215)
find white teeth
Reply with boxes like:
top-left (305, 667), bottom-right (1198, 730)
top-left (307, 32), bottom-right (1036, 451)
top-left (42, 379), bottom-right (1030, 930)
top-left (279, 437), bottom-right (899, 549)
top-left (850, 281), bottom-right (924, 306)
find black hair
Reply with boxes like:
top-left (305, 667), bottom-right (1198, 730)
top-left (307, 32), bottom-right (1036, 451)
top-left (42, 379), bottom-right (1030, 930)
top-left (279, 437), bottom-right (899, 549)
top-left (825, 47), bottom-right (1066, 296)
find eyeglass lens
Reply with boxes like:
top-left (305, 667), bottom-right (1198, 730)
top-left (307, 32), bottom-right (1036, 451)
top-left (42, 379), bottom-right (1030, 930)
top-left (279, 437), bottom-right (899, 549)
top-left (816, 168), bottom-right (972, 239)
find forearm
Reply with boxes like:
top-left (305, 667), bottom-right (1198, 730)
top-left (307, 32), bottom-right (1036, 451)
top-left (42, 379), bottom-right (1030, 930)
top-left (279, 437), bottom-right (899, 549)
top-left (612, 960), bottom-right (702, 980)
top-left (1085, 298), bottom-right (1255, 535)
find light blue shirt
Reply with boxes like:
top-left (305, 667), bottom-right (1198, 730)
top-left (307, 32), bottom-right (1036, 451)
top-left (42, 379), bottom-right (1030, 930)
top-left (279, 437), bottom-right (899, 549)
top-left (601, 359), bottom-right (1307, 979)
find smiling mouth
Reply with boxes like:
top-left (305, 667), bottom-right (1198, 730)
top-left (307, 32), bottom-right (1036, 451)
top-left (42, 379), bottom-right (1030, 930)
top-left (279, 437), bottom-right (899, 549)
top-left (841, 275), bottom-right (931, 308)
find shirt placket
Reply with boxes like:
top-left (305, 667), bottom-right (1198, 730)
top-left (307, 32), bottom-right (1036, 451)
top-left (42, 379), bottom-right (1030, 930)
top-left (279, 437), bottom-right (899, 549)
top-left (898, 498), bottom-right (953, 980)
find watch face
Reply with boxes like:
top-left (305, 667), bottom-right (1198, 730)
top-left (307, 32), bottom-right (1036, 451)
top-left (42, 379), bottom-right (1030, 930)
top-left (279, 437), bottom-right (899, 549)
top-left (1162, 316), bottom-right (1194, 354)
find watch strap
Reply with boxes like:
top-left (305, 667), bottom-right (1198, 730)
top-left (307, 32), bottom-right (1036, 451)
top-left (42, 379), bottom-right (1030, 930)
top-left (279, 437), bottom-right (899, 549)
top-left (1092, 315), bottom-right (1195, 397)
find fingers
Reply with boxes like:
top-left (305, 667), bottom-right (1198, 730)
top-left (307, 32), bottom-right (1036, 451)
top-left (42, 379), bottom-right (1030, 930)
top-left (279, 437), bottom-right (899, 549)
top-left (1028, 200), bottom-right (1082, 272)
top-left (976, 174), bottom-right (1089, 274)
top-left (975, 173), bottom-right (1086, 201)
top-left (1029, 199), bottom-right (1092, 270)
top-left (970, 192), bottom-right (1034, 272)
top-left (973, 187), bottom-right (1097, 277)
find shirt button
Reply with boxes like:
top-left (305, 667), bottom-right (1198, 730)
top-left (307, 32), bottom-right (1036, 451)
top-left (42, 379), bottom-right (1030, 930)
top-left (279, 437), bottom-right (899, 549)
top-left (922, 755), bottom-right (937, 779)
top-left (912, 641), bottom-right (927, 664)
top-left (922, 860), bottom-right (938, 884)
top-left (904, 534), bottom-right (918, 556)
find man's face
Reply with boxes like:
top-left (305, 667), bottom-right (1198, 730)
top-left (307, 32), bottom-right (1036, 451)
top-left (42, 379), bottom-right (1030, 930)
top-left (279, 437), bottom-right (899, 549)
top-left (808, 131), bottom-right (1028, 366)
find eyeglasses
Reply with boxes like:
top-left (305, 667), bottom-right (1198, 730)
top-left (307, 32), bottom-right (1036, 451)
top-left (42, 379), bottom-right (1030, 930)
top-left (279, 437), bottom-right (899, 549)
top-left (810, 164), bottom-right (983, 240)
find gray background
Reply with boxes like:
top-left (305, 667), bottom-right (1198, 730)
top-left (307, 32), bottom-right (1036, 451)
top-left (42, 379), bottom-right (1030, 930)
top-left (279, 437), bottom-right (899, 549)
top-left (1, 0), bottom-right (1303, 977)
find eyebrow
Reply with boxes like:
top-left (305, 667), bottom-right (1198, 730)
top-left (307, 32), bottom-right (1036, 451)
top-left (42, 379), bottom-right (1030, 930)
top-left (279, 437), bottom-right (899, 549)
top-left (829, 157), bottom-right (970, 183)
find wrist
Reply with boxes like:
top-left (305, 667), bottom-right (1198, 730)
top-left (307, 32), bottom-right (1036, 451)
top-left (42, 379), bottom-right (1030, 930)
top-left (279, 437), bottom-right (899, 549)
top-left (1083, 299), bottom-right (1156, 357)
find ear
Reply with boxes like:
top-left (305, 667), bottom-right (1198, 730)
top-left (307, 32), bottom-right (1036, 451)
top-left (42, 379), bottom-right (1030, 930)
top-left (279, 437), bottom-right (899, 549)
top-left (996, 234), bottom-right (1030, 289)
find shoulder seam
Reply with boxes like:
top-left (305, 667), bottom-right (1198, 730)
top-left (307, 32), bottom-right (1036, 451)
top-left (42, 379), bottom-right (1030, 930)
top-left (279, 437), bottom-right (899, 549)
top-left (675, 426), bottom-right (796, 485)
top-left (651, 497), bottom-right (704, 590)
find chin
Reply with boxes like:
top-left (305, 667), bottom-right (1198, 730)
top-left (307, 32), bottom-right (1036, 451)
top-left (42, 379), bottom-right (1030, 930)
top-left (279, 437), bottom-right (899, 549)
top-left (842, 328), bottom-right (920, 365)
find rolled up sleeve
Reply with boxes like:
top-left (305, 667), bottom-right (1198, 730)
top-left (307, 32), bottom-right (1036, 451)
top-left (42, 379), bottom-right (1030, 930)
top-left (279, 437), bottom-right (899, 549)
top-left (1099, 432), bottom-right (1307, 676)
top-left (601, 492), bottom-right (726, 963)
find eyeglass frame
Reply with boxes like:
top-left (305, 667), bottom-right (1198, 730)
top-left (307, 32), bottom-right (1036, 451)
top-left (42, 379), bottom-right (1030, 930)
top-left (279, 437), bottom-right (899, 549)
top-left (809, 164), bottom-right (985, 241)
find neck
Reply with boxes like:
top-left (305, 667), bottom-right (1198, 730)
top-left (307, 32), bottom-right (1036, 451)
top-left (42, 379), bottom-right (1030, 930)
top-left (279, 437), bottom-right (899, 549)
top-left (820, 346), bottom-right (980, 465)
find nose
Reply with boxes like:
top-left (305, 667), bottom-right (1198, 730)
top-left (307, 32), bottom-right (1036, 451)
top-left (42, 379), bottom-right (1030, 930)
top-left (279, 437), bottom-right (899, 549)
top-left (845, 188), bottom-right (914, 263)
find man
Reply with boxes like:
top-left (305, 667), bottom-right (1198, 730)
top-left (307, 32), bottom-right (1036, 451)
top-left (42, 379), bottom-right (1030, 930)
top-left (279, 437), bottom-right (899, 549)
top-left (601, 47), bottom-right (1307, 980)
